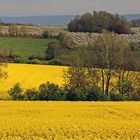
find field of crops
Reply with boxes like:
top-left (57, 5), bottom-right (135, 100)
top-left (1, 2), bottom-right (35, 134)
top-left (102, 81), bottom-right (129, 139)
top-left (0, 101), bottom-right (139, 139)
top-left (1, 25), bottom-right (65, 36)
top-left (0, 64), bottom-right (66, 97)
top-left (0, 63), bottom-right (140, 98)
top-left (0, 37), bottom-right (51, 59)
top-left (66, 27), bottom-right (140, 58)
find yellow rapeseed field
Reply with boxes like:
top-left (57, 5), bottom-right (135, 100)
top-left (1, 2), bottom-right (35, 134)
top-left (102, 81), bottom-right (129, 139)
top-left (0, 64), bottom-right (66, 95)
top-left (0, 63), bottom-right (139, 98)
top-left (0, 101), bottom-right (139, 140)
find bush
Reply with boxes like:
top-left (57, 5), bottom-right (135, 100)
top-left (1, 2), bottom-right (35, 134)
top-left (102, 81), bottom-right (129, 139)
top-left (4, 50), bottom-right (24, 63)
top-left (130, 90), bottom-right (140, 101)
top-left (45, 40), bottom-right (60, 60)
top-left (8, 83), bottom-right (24, 100)
top-left (9, 82), bottom-right (134, 101)
top-left (42, 31), bottom-right (50, 38)
top-left (86, 87), bottom-right (108, 101)
top-left (28, 55), bottom-right (43, 61)
top-left (24, 88), bottom-right (38, 100)
top-left (109, 93), bottom-right (126, 101)
top-left (14, 56), bottom-right (24, 63)
top-left (48, 59), bottom-right (63, 65)
top-left (27, 59), bottom-right (42, 64)
top-left (38, 82), bottom-right (66, 101)
top-left (38, 83), bottom-right (48, 100)
top-left (66, 90), bottom-right (86, 101)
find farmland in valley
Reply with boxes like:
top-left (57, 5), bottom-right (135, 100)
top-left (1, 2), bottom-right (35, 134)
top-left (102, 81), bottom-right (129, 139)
top-left (0, 37), bottom-right (51, 59)
top-left (0, 101), bottom-right (139, 139)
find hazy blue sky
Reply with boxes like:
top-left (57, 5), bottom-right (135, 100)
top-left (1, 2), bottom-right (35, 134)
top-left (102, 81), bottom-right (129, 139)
top-left (0, 0), bottom-right (140, 16)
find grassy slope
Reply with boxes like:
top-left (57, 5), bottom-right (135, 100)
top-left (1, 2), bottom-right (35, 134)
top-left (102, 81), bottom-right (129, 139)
top-left (0, 37), bottom-right (52, 59)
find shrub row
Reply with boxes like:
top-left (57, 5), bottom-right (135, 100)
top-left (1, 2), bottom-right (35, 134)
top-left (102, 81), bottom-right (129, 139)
top-left (8, 82), bottom-right (139, 101)
top-left (8, 82), bottom-right (66, 101)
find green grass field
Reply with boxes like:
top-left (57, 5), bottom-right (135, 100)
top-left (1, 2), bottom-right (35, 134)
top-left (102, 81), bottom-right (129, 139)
top-left (0, 37), bottom-right (52, 59)
top-left (134, 50), bottom-right (140, 58)
top-left (0, 36), bottom-right (140, 57)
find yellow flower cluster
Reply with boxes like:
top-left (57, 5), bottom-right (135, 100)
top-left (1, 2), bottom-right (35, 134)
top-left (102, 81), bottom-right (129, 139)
top-left (0, 101), bottom-right (139, 140)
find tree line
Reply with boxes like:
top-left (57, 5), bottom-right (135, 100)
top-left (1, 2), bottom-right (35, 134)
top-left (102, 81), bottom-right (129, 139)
top-left (7, 82), bottom-right (127, 101)
top-left (68, 11), bottom-right (131, 34)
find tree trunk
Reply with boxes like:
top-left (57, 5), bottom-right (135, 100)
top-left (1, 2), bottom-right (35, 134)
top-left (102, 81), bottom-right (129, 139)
top-left (105, 73), bottom-right (111, 97)
top-left (101, 69), bottom-right (105, 95)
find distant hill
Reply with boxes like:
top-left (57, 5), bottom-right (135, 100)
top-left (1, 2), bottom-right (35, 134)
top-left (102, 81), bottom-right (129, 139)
top-left (0, 15), bottom-right (75, 26)
top-left (0, 14), bottom-right (140, 25)
top-left (123, 14), bottom-right (140, 21)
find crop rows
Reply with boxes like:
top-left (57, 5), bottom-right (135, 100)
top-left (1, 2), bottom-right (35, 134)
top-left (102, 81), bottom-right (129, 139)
top-left (0, 101), bottom-right (139, 140)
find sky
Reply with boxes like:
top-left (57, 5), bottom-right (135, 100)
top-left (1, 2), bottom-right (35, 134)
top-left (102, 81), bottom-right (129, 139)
top-left (0, 0), bottom-right (140, 17)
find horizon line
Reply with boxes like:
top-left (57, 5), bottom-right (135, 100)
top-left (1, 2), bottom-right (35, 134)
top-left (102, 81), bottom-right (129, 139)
top-left (0, 13), bottom-right (140, 18)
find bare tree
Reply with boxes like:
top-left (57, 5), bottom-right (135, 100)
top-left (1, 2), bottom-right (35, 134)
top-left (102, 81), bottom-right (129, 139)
top-left (85, 31), bottom-right (138, 98)
top-left (85, 32), bottom-right (125, 96)
top-left (64, 47), bottom-right (99, 93)
top-left (114, 71), bottom-right (140, 98)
